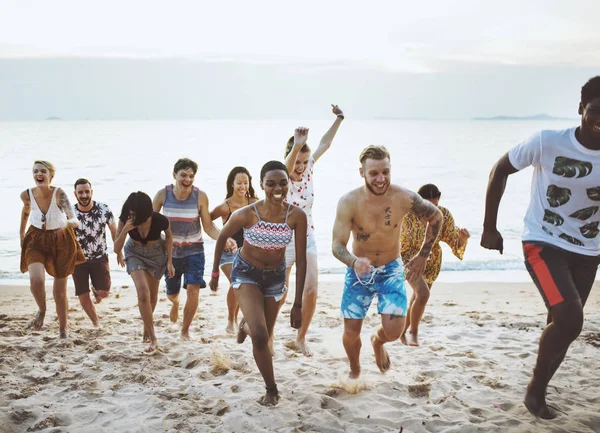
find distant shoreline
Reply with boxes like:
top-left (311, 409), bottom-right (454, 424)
top-left (473, 114), bottom-right (575, 121)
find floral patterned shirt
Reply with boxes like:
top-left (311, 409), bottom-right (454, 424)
top-left (73, 202), bottom-right (115, 260)
top-left (287, 155), bottom-right (316, 237)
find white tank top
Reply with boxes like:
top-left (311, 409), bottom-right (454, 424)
top-left (29, 188), bottom-right (67, 230)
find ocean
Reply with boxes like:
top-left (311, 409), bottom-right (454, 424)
top-left (0, 118), bottom-right (578, 282)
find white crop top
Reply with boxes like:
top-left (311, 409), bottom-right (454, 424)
top-left (29, 188), bottom-right (67, 230)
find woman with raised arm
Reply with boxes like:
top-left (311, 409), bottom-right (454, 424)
top-left (114, 192), bottom-right (175, 353)
top-left (209, 161), bottom-right (307, 406)
top-left (20, 160), bottom-right (85, 338)
top-left (282, 104), bottom-right (344, 356)
top-left (210, 166), bottom-right (259, 334)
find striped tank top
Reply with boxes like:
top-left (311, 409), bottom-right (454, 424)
top-left (243, 203), bottom-right (293, 251)
top-left (163, 185), bottom-right (204, 258)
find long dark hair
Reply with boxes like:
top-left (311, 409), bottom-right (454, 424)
top-left (119, 192), bottom-right (153, 226)
top-left (225, 166), bottom-right (258, 200)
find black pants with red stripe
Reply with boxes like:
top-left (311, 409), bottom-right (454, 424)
top-left (523, 241), bottom-right (600, 309)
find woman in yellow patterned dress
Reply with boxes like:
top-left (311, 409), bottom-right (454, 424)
top-left (399, 184), bottom-right (469, 346)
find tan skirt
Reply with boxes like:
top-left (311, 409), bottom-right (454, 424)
top-left (21, 226), bottom-right (86, 278)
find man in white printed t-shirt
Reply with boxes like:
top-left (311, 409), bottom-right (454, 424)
top-left (481, 76), bottom-right (600, 419)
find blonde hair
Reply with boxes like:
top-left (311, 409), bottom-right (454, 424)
top-left (359, 145), bottom-right (390, 165)
top-left (284, 136), bottom-right (310, 158)
top-left (33, 160), bottom-right (56, 180)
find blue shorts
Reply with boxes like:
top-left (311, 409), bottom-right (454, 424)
top-left (230, 252), bottom-right (287, 302)
top-left (220, 250), bottom-right (236, 267)
top-left (165, 252), bottom-right (206, 295)
top-left (341, 258), bottom-right (407, 319)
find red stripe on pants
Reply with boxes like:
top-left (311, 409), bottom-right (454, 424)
top-left (524, 244), bottom-right (564, 306)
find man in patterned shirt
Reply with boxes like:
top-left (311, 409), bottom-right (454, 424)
top-left (72, 178), bottom-right (120, 327)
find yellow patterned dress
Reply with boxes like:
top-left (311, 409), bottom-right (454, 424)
top-left (400, 206), bottom-right (467, 287)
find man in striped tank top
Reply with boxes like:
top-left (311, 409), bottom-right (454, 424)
top-left (153, 158), bottom-right (237, 339)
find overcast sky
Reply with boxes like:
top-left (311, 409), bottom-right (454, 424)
top-left (0, 0), bottom-right (598, 119)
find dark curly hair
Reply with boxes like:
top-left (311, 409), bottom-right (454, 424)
top-left (225, 166), bottom-right (259, 200)
top-left (119, 192), bottom-right (153, 226)
top-left (260, 160), bottom-right (289, 182)
top-left (581, 76), bottom-right (600, 107)
top-left (417, 184), bottom-right (441, 200)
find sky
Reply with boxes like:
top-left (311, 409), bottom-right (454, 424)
top-left (0, 0), bottom-right (598, 120)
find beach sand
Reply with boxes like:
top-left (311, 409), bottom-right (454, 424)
top-left (0, 278), bottom-right (598, 433)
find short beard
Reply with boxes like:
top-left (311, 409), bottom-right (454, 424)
top-left (77, 198), bottom-right (91, 207)
top-left (365, 181), bottom-right (389, 196)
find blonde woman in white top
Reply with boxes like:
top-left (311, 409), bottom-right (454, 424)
top-left (283, 104), bottom-right (344, 356)
top-left (20, 161), bottom-right (85, 338)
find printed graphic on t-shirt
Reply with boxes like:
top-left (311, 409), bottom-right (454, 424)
top-left (74, 202), bottom-right (115, 260)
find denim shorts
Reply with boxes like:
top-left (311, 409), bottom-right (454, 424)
top-left (220, 250), bottom-right (236, 267)
top-left (165, 251), bottom-right (206, 295)
top-left (341, 257), bottom-right (407, 319)
top-left (230, 252), bottom-right (287, 301)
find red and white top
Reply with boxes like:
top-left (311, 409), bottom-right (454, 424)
top-left (287, 155), bottom-right (316, 237)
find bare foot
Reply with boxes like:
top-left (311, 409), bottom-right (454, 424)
top-left (407, 332), bottom-right (420, 347)
top-left (31, 310), bottom-right (45, 331)
top-left (371, 334), bottom-right (391, 373)
top-left (258, 386), bottom-right (280, 407)
top-left (237, 319), bottom-right (248, 344)
top-left (524, 382), bottom-right (557, 419)
top-left (170, 299), bottom-right (179, 323)
top-left (144, 340), bottom-right (158, 354)
top-left (142, 330), bottom-right (151, 343)
top-left (400, 334), bottom-right (408, 345)
top-left (181, 329), bottom-right (190, 341)
top-left (226, 321), bottom-right (236, 335)
top-left (348, 368), bottom-right (361, 379)
top-left (295, 337), bottom-right (313, 357)
top-left (59, 328), bottom-right (69, 339)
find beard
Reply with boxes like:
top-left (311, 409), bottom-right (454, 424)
top-left (77, 197), bottom-right (92, 207)
top-left (365, 180), bottom-right (389, 196)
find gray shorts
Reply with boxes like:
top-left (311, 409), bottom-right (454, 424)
top-left (124, 239), bottom-right (167, 281)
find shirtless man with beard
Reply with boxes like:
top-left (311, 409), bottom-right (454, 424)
top-left (332, 145), bottom-right (442, 378)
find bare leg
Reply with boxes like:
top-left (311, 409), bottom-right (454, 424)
top-left (168, 293), bottom-right (179, 323)
top-left (235, 283), bottom-right (281, 406)
top-left (78, 292), bottom-right (99, 327)
top-left (343, 319), bottom-right (363, 379)
top-left (405, 277), bottom-right (430, 347)
top-left (525, 300), bottom-right (583, 419)
top-left (28, 263), bottom-right (46, 330)
top-left (53, 276), bottom-right (69, 338)
top-left (221, 263), bottom-right (238, 334)
top-left (296, 253), bottom-right (318, 357)
top-left (132, 270), bottom-right (159, 352)
top-left (372, 314), bottom-right (405, 373)
top-left (181, 284), bottom-right (199, 340)
top-left (401, 292), bottom-right (416, 345)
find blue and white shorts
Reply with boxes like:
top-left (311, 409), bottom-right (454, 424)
top-left (341, 258), bottom-right (407, 319)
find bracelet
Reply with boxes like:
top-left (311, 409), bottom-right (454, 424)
top-left (337, 114), bottom-right (345, 120)
top-left (293, 302), bottom-right (302, 308)
top-left (211, 271), bottom-right (220, 278)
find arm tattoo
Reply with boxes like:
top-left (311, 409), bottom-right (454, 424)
top-left (22, 211), bottom-right (30, 220)
top-left (356, 232), bottom-right (370, 242)
top-left (419, 219), bottom-right (441, 257)
top-left (58, 190), bottom-right (75, 219)
top-left (410, 194), bottom-right (437, 219)
top-left (384, 206), bottom-right (392, 226)
top-left (332, 242), bottom-right (356, 268)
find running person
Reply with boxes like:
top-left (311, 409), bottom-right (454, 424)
top-left (114, 192), bottom-right (175, 353)
top-left (283, 104), bottom-right (344, 356)
top-left (20, 161), bottom-right (85, 338)
top-left (332, 146), bottom-right (442, 378)
top-left (399, 183), bottom-right (470, 346)
top-left (153, 158), bottom-right (236, 340)
top-left (72, 178), bottom-right (120, 327)
top-left (209, 161), bottom-right (307, 406)
top-left (210, 166), bottom-right (259, 334)
top-left (482, 76), bottom-right (600, 419)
